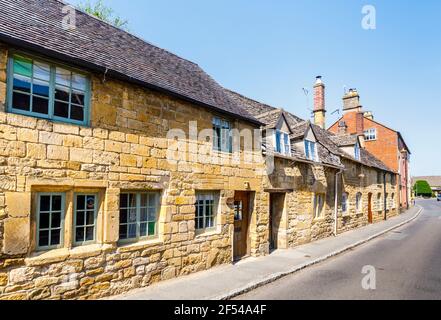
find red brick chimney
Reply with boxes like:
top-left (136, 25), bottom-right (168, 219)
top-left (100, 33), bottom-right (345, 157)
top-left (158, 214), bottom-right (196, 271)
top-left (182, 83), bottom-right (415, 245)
top-left (356, 112), bottom-right (365, 135)
top-left (313, 76), bottom-right (326, 129)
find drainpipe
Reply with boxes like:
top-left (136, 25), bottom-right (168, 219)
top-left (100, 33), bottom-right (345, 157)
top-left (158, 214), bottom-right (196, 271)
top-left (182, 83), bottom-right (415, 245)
top-left (334, 168), bottom-right (344, 236)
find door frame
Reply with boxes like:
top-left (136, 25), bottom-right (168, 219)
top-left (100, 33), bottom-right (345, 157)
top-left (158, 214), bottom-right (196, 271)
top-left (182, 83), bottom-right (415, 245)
top-left (233, 191), bottom-right (251, 261)
top-left (368, 193), bottom-right (373, 224)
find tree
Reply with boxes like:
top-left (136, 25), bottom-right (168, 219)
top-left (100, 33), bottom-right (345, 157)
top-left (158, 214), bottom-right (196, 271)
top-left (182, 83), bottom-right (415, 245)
top-left (77, 0), bottom-right (129, 31)
top-left (414, 180), bottom-right (433, 197)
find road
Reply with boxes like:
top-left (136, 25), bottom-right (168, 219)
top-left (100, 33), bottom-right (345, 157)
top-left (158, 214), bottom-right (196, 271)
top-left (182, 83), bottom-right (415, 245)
top-left (236, 200), bottom-right (441, 300)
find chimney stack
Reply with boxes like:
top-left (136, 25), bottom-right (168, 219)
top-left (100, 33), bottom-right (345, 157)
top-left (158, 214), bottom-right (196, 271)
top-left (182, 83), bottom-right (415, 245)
top-left (313, 76), bottom-right (326, 129)
top-left (343, 88), bottom-right (362, 113)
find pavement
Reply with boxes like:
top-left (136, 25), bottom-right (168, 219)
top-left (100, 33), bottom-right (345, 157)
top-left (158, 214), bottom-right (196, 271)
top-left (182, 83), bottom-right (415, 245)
top-left (236, 199), bottom-right (440, 300)
top-left (110, 203), bottom-right (422, 300)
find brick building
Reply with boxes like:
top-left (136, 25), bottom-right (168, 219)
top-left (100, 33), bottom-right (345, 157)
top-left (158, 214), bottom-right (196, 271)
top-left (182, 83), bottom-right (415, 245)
top-left (0, 0), bottom-right (399, 300)
top-left (329, 89), bottom-right (412, 210)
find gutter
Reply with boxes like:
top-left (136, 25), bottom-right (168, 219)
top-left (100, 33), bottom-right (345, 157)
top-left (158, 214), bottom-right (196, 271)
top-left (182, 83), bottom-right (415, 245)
top-left (0, 34), bottom-right (264, 127)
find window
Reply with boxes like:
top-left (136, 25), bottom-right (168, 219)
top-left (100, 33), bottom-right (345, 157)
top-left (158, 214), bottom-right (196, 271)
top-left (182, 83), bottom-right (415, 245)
top-left (234, 201), bottom-right (243, 221)
top-left (377, 171), bottom-right (383, 184)
top-left (377, 193), bottom-right (383, 211)
top-left (364, 128), bottom-right (377, 141)
top-left (342, 193), bottom-right (349, 215)
top-left (356, 193), bottom-right (363, 214)
top-left (274, 130), bottom-right (291, 156)
top-left (119, 192), bottom-right (159, 242)
top-left (305, 140), bottom-right (317, 161)
top-left (354, 143), bottom-right (361, 161)
top-left (392, 193), bottom-right (396, 209)
top-left (313, 194), bottom-right (325, 219)
top-left (213, 117), bottom-right (232, 153)
top-left (391, 174), bottom-right (396, 186)
top-left (195, 192), bottom-right (218, 232)
top-left (74, 194), bottom-right (98, 245)
top-left (8, 54), bottom-right (90, 125)
top-left (37, 193), bottom-right (65, 250)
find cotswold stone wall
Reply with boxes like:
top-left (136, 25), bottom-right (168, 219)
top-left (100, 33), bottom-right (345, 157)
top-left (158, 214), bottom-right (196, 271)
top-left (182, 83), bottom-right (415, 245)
top-left (337, 159), bottom-right (399, 233)
top-left (265, 158), bottom-right (337, 248)
top-left (0, 43), bottom-right (266, 300)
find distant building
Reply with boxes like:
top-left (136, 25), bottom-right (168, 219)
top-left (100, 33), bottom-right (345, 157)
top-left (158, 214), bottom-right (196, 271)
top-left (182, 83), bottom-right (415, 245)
top-left (329, 89), bottom-right (412, 210)
top-left (412, 176), bottom-right (441, 195)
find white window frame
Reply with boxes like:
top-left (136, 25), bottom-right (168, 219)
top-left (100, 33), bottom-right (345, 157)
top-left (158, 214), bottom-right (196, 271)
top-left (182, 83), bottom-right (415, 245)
top-left (342, 192), bottom-right (349, 215)
top-left (356, 193), bottom-right (363, 214)
top-left (119, 192), bottom-right (160, 243)
top-left (195, 191), bottom-right (219, 234)
top-left (364, 128), bottom-right (377, 141)
top-left (313, 193), bottom-right (325, 219)
top-left (273, 130), bottom-right (291, 156)
top-left (305, 140), bottom-right (317, 161)
top-left (213, 117), bottom-right (232, 153)
top-left (36, 193), bottom-right (66, 251)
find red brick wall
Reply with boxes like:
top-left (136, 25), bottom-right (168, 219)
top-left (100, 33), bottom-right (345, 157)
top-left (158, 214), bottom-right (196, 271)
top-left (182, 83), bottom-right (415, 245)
top-left (329, 115), bottom-right (399, 172)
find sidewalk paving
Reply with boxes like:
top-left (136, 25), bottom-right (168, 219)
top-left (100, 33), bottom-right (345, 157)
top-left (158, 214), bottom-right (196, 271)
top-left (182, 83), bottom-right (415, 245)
top-left (110, 205), bottom-right (422, 300)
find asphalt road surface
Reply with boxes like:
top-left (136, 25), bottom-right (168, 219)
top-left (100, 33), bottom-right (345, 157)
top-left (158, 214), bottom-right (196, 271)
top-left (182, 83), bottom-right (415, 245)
top-left (236, 200), bottom-right (441, 300)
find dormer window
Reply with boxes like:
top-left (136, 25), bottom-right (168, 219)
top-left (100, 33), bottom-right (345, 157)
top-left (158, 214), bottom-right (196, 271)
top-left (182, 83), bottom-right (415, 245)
top-left (274, 130), bottom-right (291, 156)
top-left (305, 140), bottom-right (317, 161)
top-left (354, 142), bottom-right (361, 161)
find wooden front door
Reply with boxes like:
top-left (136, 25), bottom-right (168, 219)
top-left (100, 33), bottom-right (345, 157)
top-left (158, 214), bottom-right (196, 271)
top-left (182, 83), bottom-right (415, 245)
top-left (368, 193), bottom-right (373, 224)
top-left (233, 192), bottom-right (250, 261)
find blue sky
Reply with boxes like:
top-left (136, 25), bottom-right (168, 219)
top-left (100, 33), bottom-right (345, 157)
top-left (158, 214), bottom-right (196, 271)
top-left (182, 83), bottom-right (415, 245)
top-left (68, 0), bottom-right (441, 176)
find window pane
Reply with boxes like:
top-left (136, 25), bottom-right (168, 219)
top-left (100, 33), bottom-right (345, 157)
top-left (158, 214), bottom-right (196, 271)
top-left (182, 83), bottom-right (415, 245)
top-left (71, 90), bottom-right (85, 106)
top-left (13, 74), bottom-right (31, 93)
top-left (128, 208), bottom-right (137, 223)
top-left (33, 79), bottom-right (50, 97)
top-left (54, 101), bottom-right (69, 118)
top-left (50, 229), bottom-right (61, 246)
top-left (119, 224), bottom-right (127, 239)
top-left (148, 222), bottom-right (156, 236)
top-left (40, 195), bottom-right (51, 212)
top-left (148, 207), bottom-right (156, 221)
top-left (128, 224), bottom-right (137, 239)
top-left (39, 230), bottom-right (49, 247)
top-left (56, 68), bottom-right (71, 86)
top-left (72, 105), bottom-right (85, 121)
top-left (72, 73), bottom-right (87, 90)
top-left (86, 211), bottom-right (95, 225)
top-left (52, 195), bottom-right (62, 211)
top-left (12, 91), bottom-right (30, 111)
top-left (55, 85), bottom-right (70, 102)
top-left (76, 227), bottom-right (85, 243)
top-left (86, 195), bottom-right (95, 210)
top-left (140, 223), bottom-right (147, 237)
top-left (120, 209), bottom-right (128, 223)
top-left (39, 212), bottom-right (50, 229)
top-left (14, 56), bottom-right (33, 77)
top-left (76, 211), bottom-right (85, 226)
top-left (33, 62), bottom-right (50, 81)
top-left (51, 212), bottom-right (61, 228)
top-left (140, 208), bottom-right (148, 222)
top-left (120, 194), bottom-right (128, 208)
top-left (85, 227), bottom-right (94, 241)
top-left (32, 96), bottom-right (49, 115)
top-left (77, 195), bottom-right (85, 210)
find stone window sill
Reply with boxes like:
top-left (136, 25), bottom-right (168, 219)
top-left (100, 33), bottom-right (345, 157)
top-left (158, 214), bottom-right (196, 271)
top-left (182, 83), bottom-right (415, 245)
top-left (25, 243), bottom-right (114, 267)
top-left (195, 229), bottom-right (222, 239)
top-left (117, 238), bottom-right (163, 253)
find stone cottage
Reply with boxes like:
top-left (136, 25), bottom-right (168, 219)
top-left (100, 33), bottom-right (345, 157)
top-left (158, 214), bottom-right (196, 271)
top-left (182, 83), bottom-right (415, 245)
top-left (0, 0), bottom-right (399, 300)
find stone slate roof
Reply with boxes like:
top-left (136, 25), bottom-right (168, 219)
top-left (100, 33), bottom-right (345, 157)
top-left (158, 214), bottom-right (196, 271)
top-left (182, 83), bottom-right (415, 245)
top-left (0, 0), bottom-right (261, 125)
top-left (329, 134), bottom-right (358, 147)
top-left (226, 90), bottom-right (395, 172)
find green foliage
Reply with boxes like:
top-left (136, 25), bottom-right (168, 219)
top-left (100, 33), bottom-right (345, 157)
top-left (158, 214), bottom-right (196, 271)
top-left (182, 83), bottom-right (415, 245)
top-left (414, 180), bottom-right (433, 197)
top-left (77, 0), bottom-right (129, 31)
